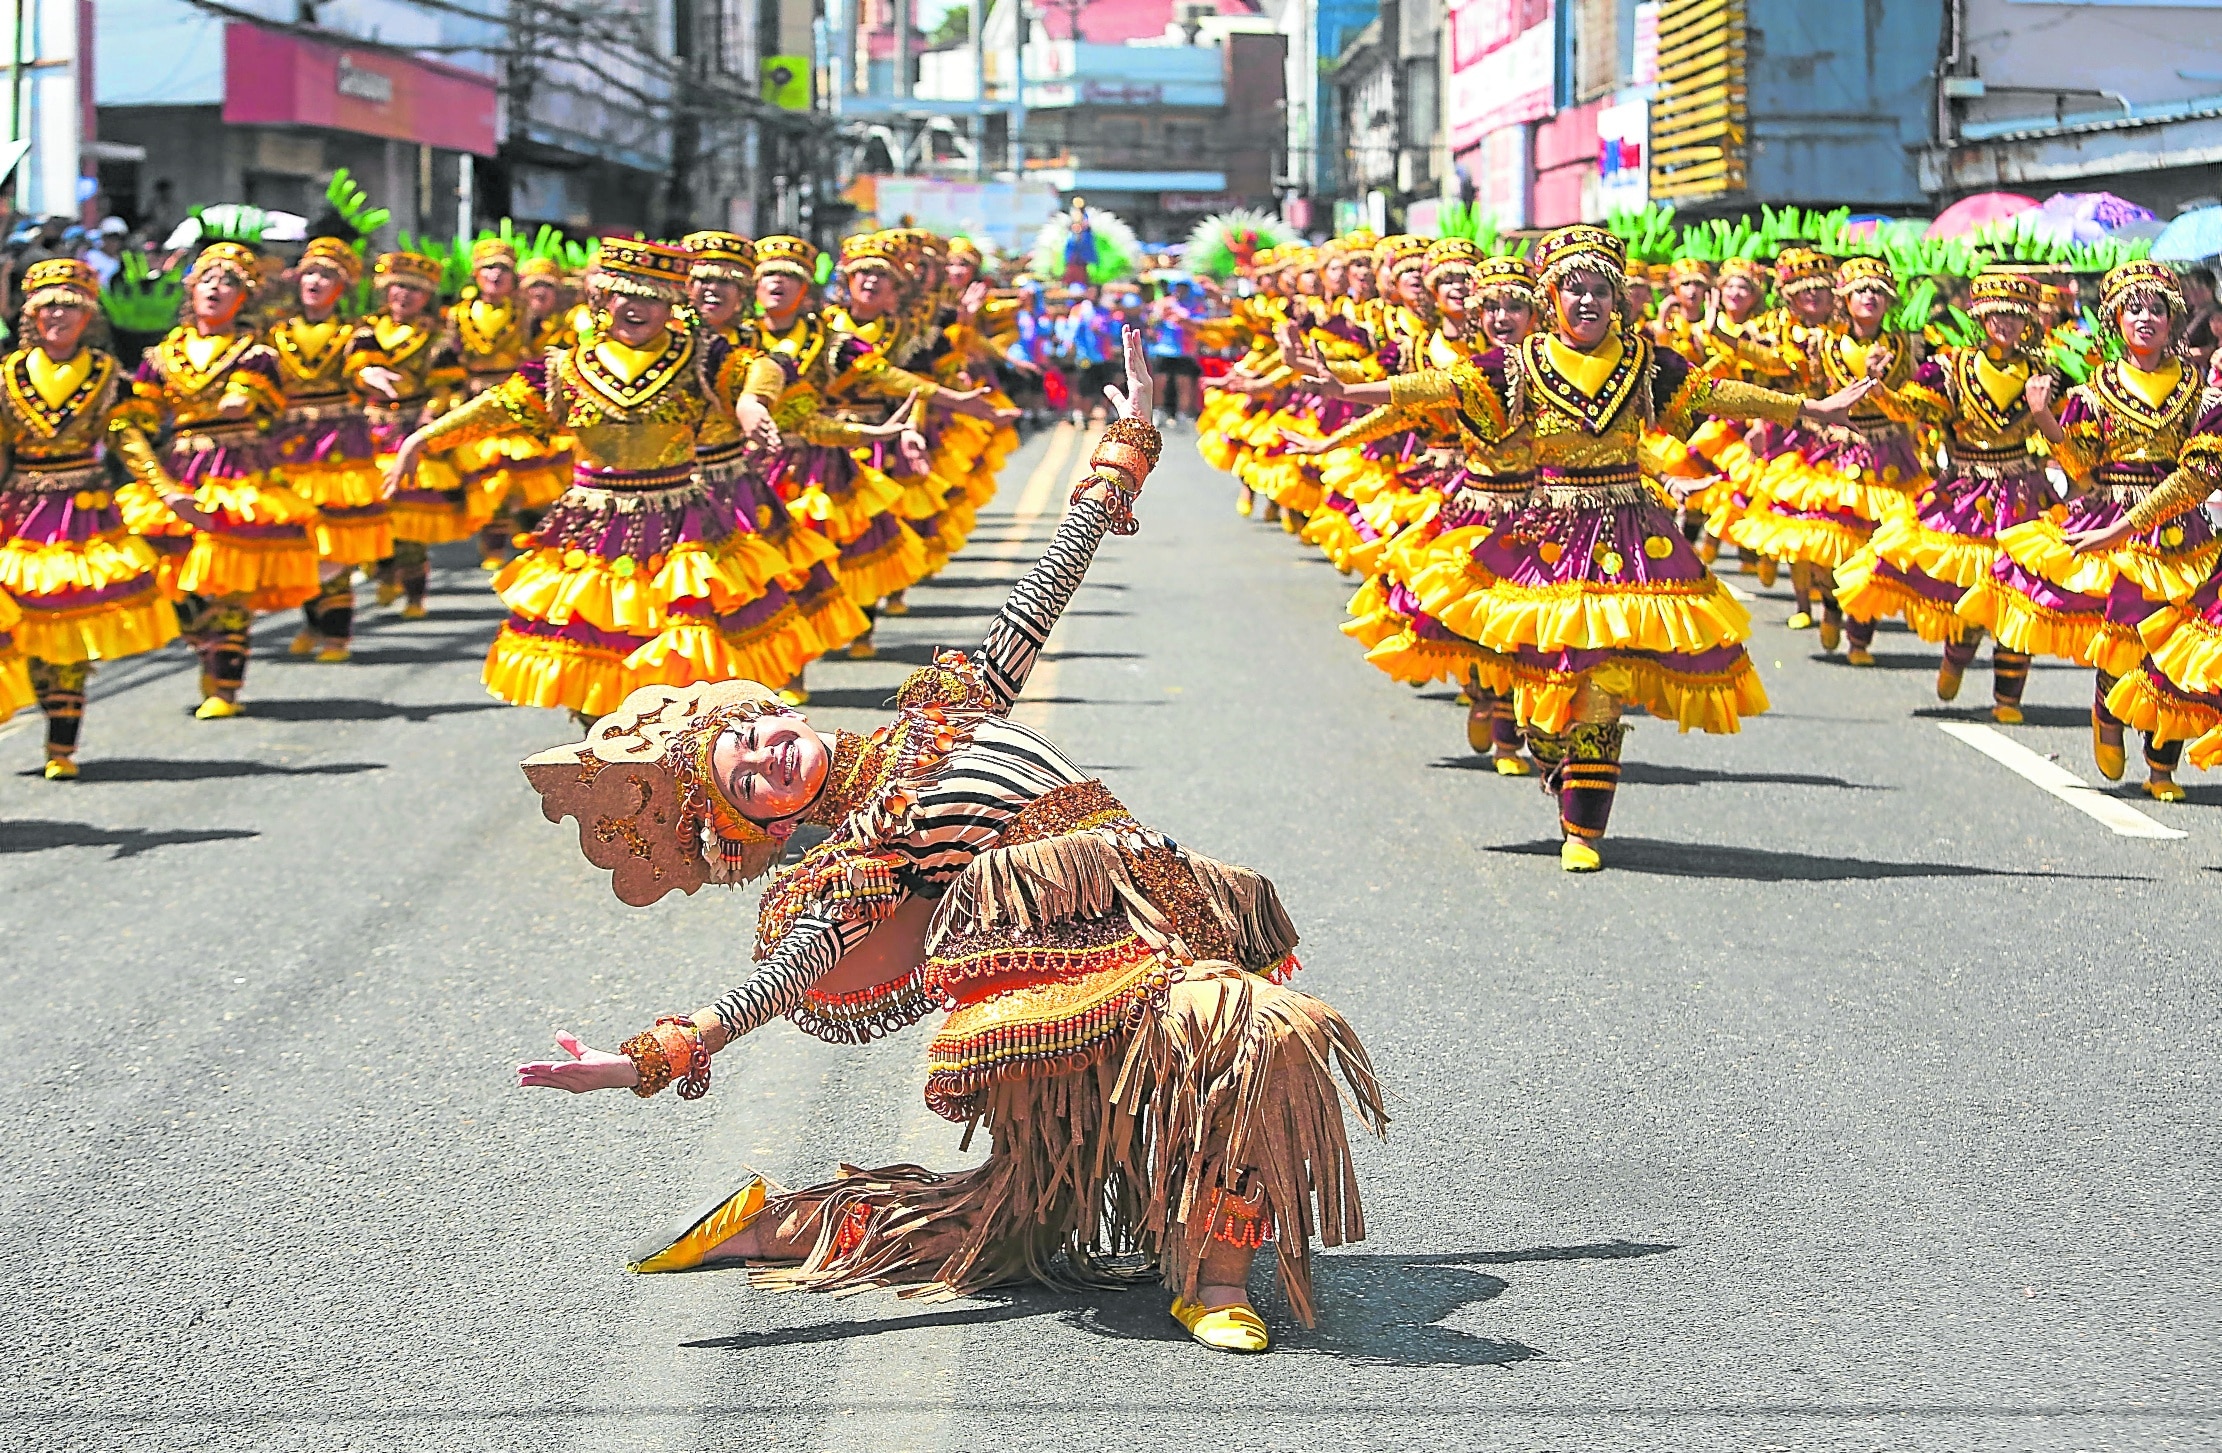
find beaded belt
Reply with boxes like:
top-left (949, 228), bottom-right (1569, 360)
top-left (571, 460), bottom-right (698, 495)
top-left (1533, 465), bottom-right (1648, 510)
top-left (10, 453), bottom-right (103, 494)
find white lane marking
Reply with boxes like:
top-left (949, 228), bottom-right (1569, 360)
top-left (1720, 579), bottom-right (1749, 601)
top-left (1937, 722), bottom-right (2188, 840)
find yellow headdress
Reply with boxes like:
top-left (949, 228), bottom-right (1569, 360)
top-left (1473, 254), bottom-right (1539, 301)
top-left (755, 235), bottom-right (820, 282)
top-left (186, 241), bottom-right (264, 299)
top-left (1969, 267), bottom-right (2042, 320)
top-left (2098, 261), bottom-right (2184, 323)
top-left (1422, 238), bottom-right (1482, 289)
top-left (470, 237), bottom-right (518, 271)
top-left (589, 236), bottom-right (691, 303)
top-left (1835, 255), bottom-right (1898, 300)
top-left (19, 258), bottom-right (100, 314)
top-left (682, 229), bottom-right (757, 283)
top-left (1532, 224), bottom-right (1628, 294)
top-left (1773, 247), bottom-right (1835, 298)
top-left (373, 251), bottom-right (444, 294)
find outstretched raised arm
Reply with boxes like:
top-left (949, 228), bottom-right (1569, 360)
top-left (976, 327), bottom-right (1158, 710)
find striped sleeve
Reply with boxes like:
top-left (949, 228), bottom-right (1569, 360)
top-left (710, 913), bottom-right (880, 1040)
top-left (977, 495), bottom-right (1112, 710)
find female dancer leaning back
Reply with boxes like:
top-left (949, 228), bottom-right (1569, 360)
top-left (515, 329), bottom-right (1386, 1354)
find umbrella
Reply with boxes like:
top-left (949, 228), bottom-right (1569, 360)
top-left (1926, 192), bottom-right (2038, 240)
top-left (2152, 206), bottom-right (2222, 262)
top-left (2036, 191), bottom-right (2157, 243)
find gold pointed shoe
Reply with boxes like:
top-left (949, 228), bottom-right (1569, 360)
top-left (1561, 839), bottom-right (1602, 872)
top-left (2092, 721), bottom-right (2126, 782)
top-left (375, 581), bottom-right (402, 607)
top-left (881, 595), bottom-right (910, 617)
top-left (1494, 753), bottom-right (1533, 777)
top-left (628, 1175), bottom-right (770, 1274)
top-left (1936, 661), bottom-right (1964, 703)
top-left (288, 630), bottom-right (319, 657)
top-left (1170, 1297), bottom-right (1271, 1354)
top-left (195, 695), bottom-right (242, 720)
top-left (1785, 610), bottom-right (1815, 631)
top-left (777, 685), bottom-right (809, 707)
top-left (1756, 558), bottom-right (1778, 588)
top-left (400, 602), bottom-right (428, 621)
top-left (1466, 710), bottom-right (1492, 754)
top-left (847, 637), bottom-right (877, 660)
top-left (42, 757), bottom-right (77, 781)
top-left (2146, 778), bottom-right (2187, 804)
top-left (1236, 493), bottom-right (1254, 517)
top-left (315, 645), bottom-right (351, 664)
top-left (1818, 616), bottom-right (1841, 652)
top-left (1847, 648), bottom-right (1875, 667)
top-left (1992, 703), bottom-right (2024, 726)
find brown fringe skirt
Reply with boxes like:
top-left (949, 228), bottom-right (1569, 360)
top-left (748, 963), bottom-right (1386, 1327)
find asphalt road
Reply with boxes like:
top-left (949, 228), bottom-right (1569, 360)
top-left (2, 423), bottom-right (2215, 1452)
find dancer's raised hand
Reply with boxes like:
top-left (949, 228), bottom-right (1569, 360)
top-left (517, 1030), bottom-right (639, 1094)
top-left (1102, 326), bottom-right (1155, 422)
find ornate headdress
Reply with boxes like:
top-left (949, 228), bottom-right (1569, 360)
top-left (1718, 256), bottom-right (1769, 287)
top-left (1969, 267), bottom-right (2042, 320)
top-left (1532, 224), bottom-right (1628, 294)
top-left (755, 234), bottom-right (820, 282)
top-left (945, 236), bottom-right (983, 267)
top-left (1774, 247), bottom-right (1835, 298)
top-left (841, 231), bottom-right (905, 276)
top-left (296, 236), bottom-right (363, 286)
top-left (373, 251), bottom-right (443, 293)
top-left (1835, 255), bottom-right (1897, 300)
top-left (1667, 257), bottom-right (1714, 286)
top-left (1473, 254), bottom-right (1538, 302)
top-left (518, 256), bottom-right (563, 284)
top-left (1422, 238), bottom-right (1482, 289)
top-left (2099, 260), bottom-right (2186, 323)
top-left (1374, 234), bottom-right (1430, 283)
top-left (186, 241), bottom-right (263, 299)
top-left (470, 237), bottom-right (518, 271)
top-left (682, 229), bottom-right (757, 283)
top-left (19, 258), bottom-right (100, 314)
top-left (590, 236), bottom-right (690, 303)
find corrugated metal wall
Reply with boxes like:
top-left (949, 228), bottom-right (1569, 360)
top-left (1741, 0), bottom-right (1940, 210)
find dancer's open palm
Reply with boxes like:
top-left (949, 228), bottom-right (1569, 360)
top-left (518, 1030), bottom-right (639, 1094)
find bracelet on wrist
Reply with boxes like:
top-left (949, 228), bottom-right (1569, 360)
top-left (621, 1015), bottom-right (712, 1099)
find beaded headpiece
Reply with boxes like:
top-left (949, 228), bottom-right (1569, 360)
top-left (1374, 235), bottom-right (1430, 282)
top-left (1422, 238), bottom-right (1482, 288)
top-left (1835, 255), bottom-right (1898, 300)
top-left (518, 256), bottom-right (562, 283)
top-left (1667, 257), bottom-right (1714, 285)
top-left (841, 231), bottom-right (905, 275)
top-left (1774, 247), bottom-right (1835, 298)
top-left (471, 237), bottom-right (518, 270)
top-left (296, 237), bottom-right (363, 285)
top-left (187, 241), bottom-right (263, 299)
top-left (1718, 256), bottom-right (1769, 287)
top-left (1532, 224), bottom-right (1628, 294)
top-left (591, 236), bottom-right (691, 303)
top-left (2099, 260), bottom-right (2186, 323)
top-left (755, 234), bottom-right (820, 281)
top-left (373, 251), bottom-right (443, 293)
top-left (20, 258), bottom-right (100, 313)
top-left (945, 237), bottom-right (983, 267)
top-left (682, 229), bottom-right (757, 283)
top-left (1473, 254), bottom-right (1538, 302)
top-left (1969, 267), bottom-right (2042, 320)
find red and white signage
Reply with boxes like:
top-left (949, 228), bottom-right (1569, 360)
top-left (222, 23), bottom-right (499, 157)
top-left (1447, 0), bottom-right (1556, 155)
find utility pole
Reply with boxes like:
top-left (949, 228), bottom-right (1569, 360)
top-left (970, 0), bottom-right (986, 180)
top-left (1011, 0), bottom-right (1028, 175)
top-left (895, 0), bottom-right (911, 99)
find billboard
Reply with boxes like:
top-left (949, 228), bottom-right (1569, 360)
top-left (1446, 0), bottom-right (1556, 155)
top-left (1596, 98), bottom-right (1649, 215)
top-left (871, 178), bottom-right (1063, 254)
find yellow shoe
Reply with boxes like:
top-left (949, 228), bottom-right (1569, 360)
top-left (400, 602), bottom-right (428, 621)
top-left (42, 757), bottom-right (77, 781)
top-left (195, 695), bottom-right (242, 720)
top-left (375, 581), bottom-right (402, 607)
top-left (1818, 616), bottom-right (1841, 652)
top-left (628, 1175), bottom-right (769, 1274)
top-left (1281, 509), bottom-right (1302, 535)
top-left (1494, 754), bottom-right (1533, 777)
top-left (1847, 648), bottom-right (1875, 667)
top-left (882, 595), bottom-right (910, 617)
top-left (1466, 711), bottom-right (1491, 754)
top-left (1454, 690), bottom-right (1472, 706)
top-left (315, 645), bottom-right (351, 664)
top-left (1236, 493), bottom-right (1254, 517)
top-left (1937, 661), bottom-right (1964, 703)
top-left (1170, 1297), bottom-right (1270, 1354)
top-left (2092, 720), bottom-right (2126, 782)
top-left (1757, 558), bottom-right (1778, 588)
top-left (2146, 778), bottom-right (2187, 803)
top-left (1785, 610), bottom-right (1815, 631)
top-left (778, 686), bottom-right (809, 707)
top-left (1992, 703), bottom-right (2024, 726)
top-left (479, 555), bottom-right (505, 572)
top-left (847, 637), bottom-right (877, 661)
top-left (288, 630), bottom-right (319, 657)
top-left (1561, 839), bottom-right (1602, 872)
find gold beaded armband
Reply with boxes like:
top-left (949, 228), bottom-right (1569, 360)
top-left (621, 1015), bottom-right (712, 1099)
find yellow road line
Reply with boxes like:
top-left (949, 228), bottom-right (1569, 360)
top-left (1012, 422), bottom-right (1079, 524)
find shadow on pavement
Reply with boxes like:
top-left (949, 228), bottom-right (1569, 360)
top-left (682, 1241), bottom-right (1668, 1369)
top-left (37, 759), bottom-right (386, 784)
top-left (0, 821), bottom-right (259, 858)
top-left (1428, 759), bottom-right (1887, 790)
top-left (231, 698), bottom-right (506, 725)
top-left (1914, 704), bottom-right (2089, 729)
top-left (1486, 838), bottom-right (2150, 883)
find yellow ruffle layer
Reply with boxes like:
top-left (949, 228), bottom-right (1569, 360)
top-left (1515, 654), bottom-right (1770, 737)
top-left (2105, 667), bottom-right (2222, 755)
top-left (1365, 629), bottom-right (1496, 688)
top-left (282, 460), bottom-right (385, 510)
top-left (1956, 576), bottom-right (2103, 664)
top-left (1753, 453), bottom-right (1921, 521)
top-left (1463, 577), bottom-right (1755, 658)
top-left (803, 590), bottom-right (871, 653)
top-left (482, 630), bottom-right (635, 716)
top-left (1725, 506), bottom-right (1873, 570)
top-left (0, 652), bottom-right (30, 719)
top-left (495, 531), bottom-right (786, 636)
top-left (1197, 433), bottom-right (1239, 473)
top-left (1832, 550), bottom-right (1970, 645)
top-left (0, 532), bottom-right (166, 597)
top-left (314, 516), bottom-right (394, 568)
top-left (1863, 512), bottom-right (2001, 591)
top-left (837, 521), bottom-right (929, 605)
top-left (793, 463), bottom-right (904, 545)
top-left (1996, 518), bottom-right (2220, 604)
top-left (11, 584), bottom-right (179, 664)
top-left (624, 615), bottom-right (824, 695)
top-left (1301, 509), bottom-right (1364, 571)
top-left (176, 532), bottom-right (323, 610)
top-left (2139, 605), bottom-right (2222, 697)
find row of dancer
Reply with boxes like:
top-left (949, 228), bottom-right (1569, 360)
top-left (0, 223), bottom-right (1024, 775)
top-left (1196, 225), bottom-right (2222, 863)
